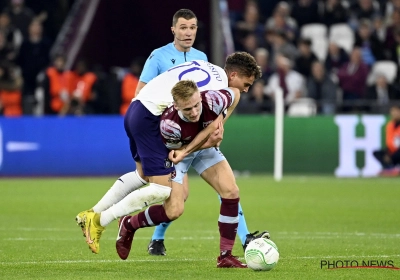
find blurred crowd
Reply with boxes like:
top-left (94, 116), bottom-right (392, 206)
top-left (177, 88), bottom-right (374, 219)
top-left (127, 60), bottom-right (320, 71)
top-left (231, 0), bottom-right (400, 115)
top-left (2, 0), bottom-right (400, 117)
top-left (0, 0), bottom-right (74, 116)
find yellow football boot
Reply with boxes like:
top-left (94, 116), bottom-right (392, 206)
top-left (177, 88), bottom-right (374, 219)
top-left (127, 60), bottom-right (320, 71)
top-left (83, 211), bottom-right (105, 254)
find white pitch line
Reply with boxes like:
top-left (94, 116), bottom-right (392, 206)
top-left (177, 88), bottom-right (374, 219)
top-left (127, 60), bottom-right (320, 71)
top-left (2, 236), bottom-right (216, 241)
top-left (2, 255), bottom-right (400, 266)
top-left (1, 228), bottom-right (399, 237)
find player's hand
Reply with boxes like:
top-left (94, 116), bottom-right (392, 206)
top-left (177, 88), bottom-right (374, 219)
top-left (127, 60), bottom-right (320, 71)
top-left (198, 122), bottom-right (224, 149)
top-left (169, 148), bottom-right (186, 164)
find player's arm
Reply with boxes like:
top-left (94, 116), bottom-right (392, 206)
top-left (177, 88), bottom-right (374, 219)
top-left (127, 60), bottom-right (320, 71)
top-left (169, 114), bottom-right (224, 164)
top-left (134, 81), bottom-right (147, 97)
top-left (199, 87), bottom-right (239, 149)
top-left (223, 87), bottom-right (240, 124)
top-left (135, 51), bottom-right (160, 97)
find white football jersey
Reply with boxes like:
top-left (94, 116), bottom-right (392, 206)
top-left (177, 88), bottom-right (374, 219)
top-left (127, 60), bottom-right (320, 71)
top-left (134, 60), bottom-right (228, 115)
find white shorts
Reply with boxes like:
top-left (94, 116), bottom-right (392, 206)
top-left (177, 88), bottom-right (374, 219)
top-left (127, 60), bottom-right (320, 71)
top-left (173, 148), bottom-right (225, 184)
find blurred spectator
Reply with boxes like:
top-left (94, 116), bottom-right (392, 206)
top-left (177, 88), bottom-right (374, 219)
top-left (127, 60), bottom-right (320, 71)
top-left (319, 0), bottom-right (349, 27)
top-left (24, 0), bottom-right (72, 43)
top-left (373, 104), bottom-right (400, 176)
top-left (384, 0), bottom-right (400, 22)
top-left (385, 9), bottom-right (400, 51)
top-left (227, 0), bottom-right (246, 27)
top-left (233, 0), bottom-right (264, 50)
top-left (269, 29), bottom-right (298, 67)
top-left (366, 74), bottom-right (400, 112)
top-left (0, 61), bottom-right (22, 116)
top-left (350, 0), bottom-right (381, 22)
top-left (42, 54), bottom-right (72, 115)
top-left (306, 61), bottom-right (338, 114)
top-left (389, 29), bottom-right (400, 79)
top-left (0, 29), bottom-right (16, 62)
top-left (354, 19), bottom-right (385, 66)
top-left (121, 58), bottom-right (144, 115)
top-left (254, 47), bottom-right (273, 83)
top-left (16, 19), bottom-right (50, 114)
top-left (265, 2), bottom-right (297, 42)
top-left (264, 53), bottom-right (305, 104)
top-left (2, 0), bottom-right (34, 39)
top-left (237, 79), bottom-right (271, 114)
top-left (290, 0), bottom-right (320, 28)
top-left (337, 47), bottom-right (370, 110)
top-left (294, 38), bottom-right (318, 78)
top-left (241, 31), bottom-right (258, 55)
top-left (65, 59), bottom-right (97, 116)
top-left (265, 1), bottom-right (297, 30)
top-left (325, 41), bottom-right (350, 73)
top-left (0, 12), bottom-right (22, 56)
top-left (372, 14), bottom-right (386, 43)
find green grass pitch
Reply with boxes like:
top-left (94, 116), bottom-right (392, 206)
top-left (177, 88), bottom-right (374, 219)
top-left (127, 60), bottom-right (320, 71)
top-left (1, 175), bottom-right (399, 279)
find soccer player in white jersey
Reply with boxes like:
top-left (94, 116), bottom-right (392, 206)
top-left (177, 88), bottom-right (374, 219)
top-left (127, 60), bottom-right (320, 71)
top-left (117, 80), bottom-right (250, 268)
top-left (75, 53), bottom-right (268, 267)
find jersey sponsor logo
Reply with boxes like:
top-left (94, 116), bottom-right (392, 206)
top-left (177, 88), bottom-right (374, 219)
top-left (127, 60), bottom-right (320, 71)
top-left (164, 158), bottom-right (174, 168)
top-left (171, 59), bottom-right (176, 64)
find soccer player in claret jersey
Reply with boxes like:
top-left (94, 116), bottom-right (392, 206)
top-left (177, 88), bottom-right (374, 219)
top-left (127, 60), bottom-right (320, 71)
top-left (75, 53), bottom-right (269, 268)
top-left (115, 54), bottom-right (267, 268)
top-left (118, 80), bottom-right (249, 267)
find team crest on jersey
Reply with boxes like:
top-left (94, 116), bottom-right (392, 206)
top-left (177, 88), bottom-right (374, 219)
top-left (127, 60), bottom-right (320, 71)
top-left (164, 158), bottom-right (174, 168)
top-left (170, 170), bottom-right (176, 179)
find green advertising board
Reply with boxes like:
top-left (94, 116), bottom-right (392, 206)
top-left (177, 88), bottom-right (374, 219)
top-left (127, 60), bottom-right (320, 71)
top-left (220, 115), bottom-right (387, 176)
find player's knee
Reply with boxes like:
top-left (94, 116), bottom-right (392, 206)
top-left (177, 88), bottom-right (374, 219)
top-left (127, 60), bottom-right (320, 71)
top-left (219, 185), bottom-right (239, 199)
top-left (166, 204), bottom-right (184, 220)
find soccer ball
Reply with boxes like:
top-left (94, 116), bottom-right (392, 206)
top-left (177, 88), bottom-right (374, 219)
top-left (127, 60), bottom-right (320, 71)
top-left (244, 238), bottom-right (279, 271)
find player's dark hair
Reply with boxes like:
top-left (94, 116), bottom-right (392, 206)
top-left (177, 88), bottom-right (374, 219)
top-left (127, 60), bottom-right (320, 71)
top-left (171, 80), bottom-right (198, 103)
top-left (224, 52), bottom-right (262, 80)
top-left (172, 9), bottom-right (197, 26)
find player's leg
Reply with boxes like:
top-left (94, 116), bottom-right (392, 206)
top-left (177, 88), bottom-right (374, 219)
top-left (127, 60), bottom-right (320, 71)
top-left (75, 168), bottom-right (147, 236)
top-left (192, 149), bottom-right (245, 268)
top-left (115, 100), bottom-right (187, 259)
top-left (75, 106), bottom-right (149, 240)
top-left (94, 167), bottom-right (148, 213)
top-left (194, 149), bottom-right (269, 249)
top-left (148, 156), bottom-right (192, 256)
top-left (78, 100), bottom-right (174, 254)
top-left (116, 173), bottom-right (186, 260)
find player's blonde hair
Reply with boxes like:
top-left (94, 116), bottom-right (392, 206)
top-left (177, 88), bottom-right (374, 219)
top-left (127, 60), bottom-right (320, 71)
top-left (171, 80), bottom-right (198, 102)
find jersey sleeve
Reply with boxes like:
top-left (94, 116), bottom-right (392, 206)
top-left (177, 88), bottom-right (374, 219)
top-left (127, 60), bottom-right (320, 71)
top-left (160, 119), bottom-right (183, 149)
top-left (139, 50), bottom-right (161, 83)
top-left (204, 88), bottom-right (235, 116)
top-left (202, 52), bottom-right (208, 62)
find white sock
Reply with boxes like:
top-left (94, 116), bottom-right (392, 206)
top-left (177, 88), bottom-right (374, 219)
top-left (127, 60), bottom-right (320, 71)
top-left (99, 183), bottom-right (171, 227)
top-left (92, 170), bottom-right (147, 213)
